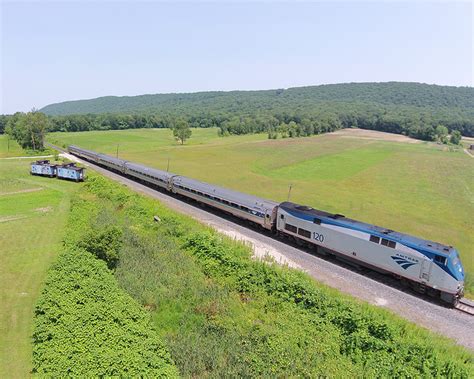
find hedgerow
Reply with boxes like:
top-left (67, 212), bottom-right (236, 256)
top-left (32, 200), bottom-right (178, 376)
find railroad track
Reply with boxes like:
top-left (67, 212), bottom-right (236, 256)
top-left (455, 298), bottom-right (474, 315)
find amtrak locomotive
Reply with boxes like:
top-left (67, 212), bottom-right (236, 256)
top-left (68, 145), bottom-right (465, 305)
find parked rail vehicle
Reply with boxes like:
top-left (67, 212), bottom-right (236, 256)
top-left (57, 163), bottom-right (86, 182)
top-left (30, 159), bottom-right (85, 182)
top-left (30, 160), bottom-right (57, 177)
top-left (68, 145), bottom-right (466, 305)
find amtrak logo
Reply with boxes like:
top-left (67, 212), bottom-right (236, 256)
top-left (391, 255), bottom-right (418, 270)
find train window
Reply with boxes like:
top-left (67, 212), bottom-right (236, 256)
top-left (434, 255), bottom-right (447, 265)
top-left (313, 218), bottom-right (321, 225)
top-left (370, 235), bottom-right (380, 244)
top-left (298, 228), bottom-right (311, 239)
top-left (280, 214), bottom-right (284, 219)
top-left (231, 203), bottom-right (238, 208)
top-left (284, 223), bottom-right (297, 233)
top-left (381, 238), bottom-right (396, 248)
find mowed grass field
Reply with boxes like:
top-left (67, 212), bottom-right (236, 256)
top-left (0, 136), bottom-right (80, 377)
top-left (49, 128), bottom-right (474, 293)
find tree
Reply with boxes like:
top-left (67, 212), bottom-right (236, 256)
top-left (172, 118), bottom-right (192, 145)
top-left (5, 110), bottom-right (50, 150)
top-left (450, 130), bottom-right (462, 145)
top-left (435, 125), bottom-right (449, 144)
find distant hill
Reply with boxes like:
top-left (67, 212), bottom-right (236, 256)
top-left (41, 82), bottom-right (474, 116)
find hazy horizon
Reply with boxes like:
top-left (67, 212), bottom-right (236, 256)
top-left (2, 1), bottom-right (472, 114)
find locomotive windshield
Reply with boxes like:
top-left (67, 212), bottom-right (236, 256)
top-left (449, 250), bottom-right (464, 281)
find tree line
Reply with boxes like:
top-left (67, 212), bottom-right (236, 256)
top-left (1, 102), bottom-right (469, 151)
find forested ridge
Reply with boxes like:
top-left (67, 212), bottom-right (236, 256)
top-left (41, 82), bottom-right (474, 115)
top-left (1, 82), bottom-right (473, 142)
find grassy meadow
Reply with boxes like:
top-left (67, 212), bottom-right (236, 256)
top-left (49, 128), bottom-right (474, 293)
top-left (0, 136), bottom-right (81, 377)
top-left (0, 135), bottom-right (25, 158)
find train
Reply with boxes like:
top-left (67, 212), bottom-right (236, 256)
top-left (30, 160), bottom-right (86, 182)
top-left (68, 145), bottom-right (466, 305)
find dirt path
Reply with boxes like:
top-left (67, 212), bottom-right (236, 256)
top-left (0, 188), bottom-right (43, 196)
top-left (330, 128), bottom-right (422, 143)
top-left (463, 149), bottom-right (474, 158)
top-left (0, 155), bottom-right (53, 160)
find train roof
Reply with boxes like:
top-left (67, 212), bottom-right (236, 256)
top-left (59, 165), bottom-right (84, 172)
top-left (97, 153), bottom-right (127, 165)
top-left (173, 176), bottom-right (278, 211)
top-left (280, 202), bottom-right (455, 256)
top-left (69, 145), bottom-right (98, 155)
top-left (124, 161), bottom-right (177, 180)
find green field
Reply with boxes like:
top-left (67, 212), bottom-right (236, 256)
top-left (0, 142), bottom-right (81, 376)
top-left (0, 135), bottom-right (25, 158)
top-left (49, 128), bottom-right (474, 293)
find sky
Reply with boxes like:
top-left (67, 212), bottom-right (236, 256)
top-left (1, 1), bottom-right (472, 114)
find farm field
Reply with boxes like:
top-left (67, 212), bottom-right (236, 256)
top-left (0, 144), bottom-right (81, 377)
top-left (0, 135), bottom-right (26, 158)
top-left (49, 128), bottom-right (474, 293)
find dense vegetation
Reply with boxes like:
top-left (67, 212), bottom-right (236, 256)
top-left (32, 191), bottom-right (178, 376)
top-left (37, 82), bottom-right (474, 141)
top-left (46, 173), bottom-right (473, 377)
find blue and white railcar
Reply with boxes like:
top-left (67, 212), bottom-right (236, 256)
top-left (124, 162), bottom-right (176, 190)
top-left (172, 176), bottom-right (278, 230)
top-left (277, 202), bottom-right (464, 304)
top-left (57, 163), bottom-right (85, 182)
top-left (30, 160), bottom-right (57, 177)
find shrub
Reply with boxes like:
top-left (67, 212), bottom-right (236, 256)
top-left (79, 225), bottom-right (123, 269)
top-left (32, 248), bottom-right (178, 377)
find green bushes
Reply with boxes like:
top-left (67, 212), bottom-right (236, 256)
top-left (183, 232), bottom-right (474, 378)
top-left (32, 182), bottom-right (178, 376)
top-left (79, 225), bottom-right (123, 268)
top-left (32, 248), bottom-right (178, 377)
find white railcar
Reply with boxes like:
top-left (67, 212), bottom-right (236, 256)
top-left (124, 162), bottom-right (176, 190)
top-left (68, 145), bottom-right (99, 163)
top-left (97, 154), bottom-right (127, 173)
top-left (172, 176), bottom-right (278, 230)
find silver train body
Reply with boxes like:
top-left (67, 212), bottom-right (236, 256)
top-left (68, 145), bottom-right (465, 305)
